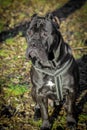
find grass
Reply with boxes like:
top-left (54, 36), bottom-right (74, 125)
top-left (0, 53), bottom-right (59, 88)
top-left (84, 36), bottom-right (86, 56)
top-left (0, 0), bottom-right (12, 7)
top-left (4, 84), bottom-right (28, 96)
top-left (0, 34), bottom-right (31, 97)
top-left (28, 119), bottom-right (42, 128)
top-left (79, 114), bottom-right (87, 123)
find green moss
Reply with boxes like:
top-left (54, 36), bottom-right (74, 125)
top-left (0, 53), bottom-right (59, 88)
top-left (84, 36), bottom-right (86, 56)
top-left (0, 49), bottom-right (9, 57)
top-left (6, 38), bottom-right (14, 45)
top-left (0, 0), bottom-right (12, 7)
top-left (0, 21), bottom-right (4, 32)
top-left (79, 114), bottom-right (87, 123)
top-left (4, 84), bottom-right (28, 96)
top-left (52, 115), bottom-right (66, 130)
top-left (28, 119), bottom-right (42, 128)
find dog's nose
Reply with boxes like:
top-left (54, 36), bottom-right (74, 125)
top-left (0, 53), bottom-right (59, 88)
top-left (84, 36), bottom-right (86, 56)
top-left (32, 42), bottom-right (36, 47)
top-left (29, 51), bottom-right (36, 59)
top-left (27, 53), bottom-right (36, 61)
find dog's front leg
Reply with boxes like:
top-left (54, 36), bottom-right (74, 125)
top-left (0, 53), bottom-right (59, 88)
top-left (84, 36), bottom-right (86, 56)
top-left (37, 94), bottom-right (51, 130)
top-left (64, 90), bottom-right (76, 130)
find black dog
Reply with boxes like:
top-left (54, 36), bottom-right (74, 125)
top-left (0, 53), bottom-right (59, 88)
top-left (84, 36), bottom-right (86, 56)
top-left (26, 14), bottom-right (79, 130)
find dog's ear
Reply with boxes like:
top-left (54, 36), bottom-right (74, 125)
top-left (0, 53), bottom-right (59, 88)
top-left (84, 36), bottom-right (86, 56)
top-left (46, 14), bottom-right (60, 29)
top-left (53, 16), bottom-right (60, 28)
top-left (46, 13), bottom-right (53, 19)
top-left (31, 14), bottom-right (38, 20)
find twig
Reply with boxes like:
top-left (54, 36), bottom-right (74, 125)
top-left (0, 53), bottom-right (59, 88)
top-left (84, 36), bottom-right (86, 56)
top-left (72, 47), bottom-right (87, 50)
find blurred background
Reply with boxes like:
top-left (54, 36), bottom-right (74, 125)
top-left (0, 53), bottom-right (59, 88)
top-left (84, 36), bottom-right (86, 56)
top-left (0, 0), bottom-right (87, 130)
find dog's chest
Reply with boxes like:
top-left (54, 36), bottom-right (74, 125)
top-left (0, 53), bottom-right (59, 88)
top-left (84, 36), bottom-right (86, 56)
top-left (45, 79), bottom-right (55, 90)
top-left (42, 74), bottom-right (63, 101)
top-left (42, 76), bottom-right (57, 93)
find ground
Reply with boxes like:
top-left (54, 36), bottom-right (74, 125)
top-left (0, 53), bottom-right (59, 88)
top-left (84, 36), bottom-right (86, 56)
top-left (0, 0), bottom-right (87, 130)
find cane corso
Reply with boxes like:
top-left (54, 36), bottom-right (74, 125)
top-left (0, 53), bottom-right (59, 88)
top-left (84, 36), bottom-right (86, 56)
top-left (26, 14), bottom-right (79, 130)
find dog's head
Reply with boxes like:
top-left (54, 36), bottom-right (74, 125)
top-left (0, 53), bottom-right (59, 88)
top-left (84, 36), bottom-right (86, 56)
top-left (26, 14), bottom-right (61, 67)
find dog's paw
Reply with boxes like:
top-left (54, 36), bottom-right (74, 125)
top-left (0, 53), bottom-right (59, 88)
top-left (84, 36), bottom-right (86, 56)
top-left (67, 116), bottom-right (76, 130)
top-left (40, 120), bottom-right (51, 130)
top-left (34, 107), bottom-right (41, 120)
top-left (67, 123), bottom-right (76, 130)
top-left (40, 127), bottom-right (51, 130)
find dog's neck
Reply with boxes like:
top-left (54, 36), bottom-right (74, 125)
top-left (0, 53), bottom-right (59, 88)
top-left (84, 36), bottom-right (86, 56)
top-left (33, 56), bottom-right (74, 101)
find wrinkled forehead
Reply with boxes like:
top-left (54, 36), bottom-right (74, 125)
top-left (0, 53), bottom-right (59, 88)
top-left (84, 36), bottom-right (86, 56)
top-left (29, 17), bottom-right (53, 33)
top-left (45, 20), bottom-right (53, 32)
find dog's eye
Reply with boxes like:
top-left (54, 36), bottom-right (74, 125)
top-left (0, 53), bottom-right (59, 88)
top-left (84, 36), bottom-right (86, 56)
top-left (45, 45), bottom-right (47, 50)
top-left (27, 30), bottom-right (33, 36)
top-left (41, 32), bottom-right (47, 37)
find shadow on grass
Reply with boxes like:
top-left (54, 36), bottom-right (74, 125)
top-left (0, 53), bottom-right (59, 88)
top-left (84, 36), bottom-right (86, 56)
top-left (52, 0), bottom-right (87, 20)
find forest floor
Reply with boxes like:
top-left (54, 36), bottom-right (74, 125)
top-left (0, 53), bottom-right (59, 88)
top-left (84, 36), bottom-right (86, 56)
top-left (0, 0), bottom-right (87, 130)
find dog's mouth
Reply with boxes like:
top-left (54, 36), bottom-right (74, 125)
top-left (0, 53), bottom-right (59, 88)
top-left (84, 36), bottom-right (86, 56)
top-left (29, 51), bottom-right (36, 59)
top-left (27, 50), bottom-right (37, 64)
top-left (27, 50), bottom-right (51, 67)
top-left (26, 45), bottom-right (55, 68)
top-left (48, 51), bottom-right (54, 61)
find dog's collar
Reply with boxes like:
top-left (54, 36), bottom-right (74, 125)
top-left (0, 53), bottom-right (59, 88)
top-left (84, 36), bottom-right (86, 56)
top-left (33, 59), bottom-right (73, 101)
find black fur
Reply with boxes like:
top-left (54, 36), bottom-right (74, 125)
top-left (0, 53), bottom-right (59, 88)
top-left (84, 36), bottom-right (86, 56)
top-left (26, 14), bottom-right (79, 130)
